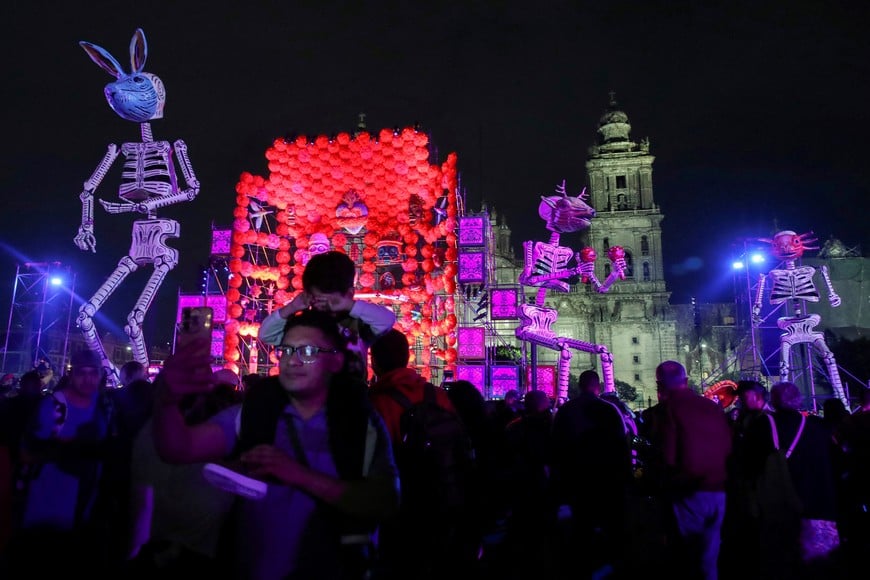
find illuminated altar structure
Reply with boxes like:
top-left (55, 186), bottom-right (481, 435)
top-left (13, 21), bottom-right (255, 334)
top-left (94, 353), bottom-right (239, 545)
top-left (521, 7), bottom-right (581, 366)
top-left (212, 127), bottom-right (460, 381)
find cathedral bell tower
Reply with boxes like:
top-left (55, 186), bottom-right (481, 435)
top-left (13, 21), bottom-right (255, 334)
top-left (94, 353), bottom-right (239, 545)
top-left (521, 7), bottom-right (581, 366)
top-left (585, 94), bottom-right (665, 289)
top-left (580, 94), bottom-right (676, 402)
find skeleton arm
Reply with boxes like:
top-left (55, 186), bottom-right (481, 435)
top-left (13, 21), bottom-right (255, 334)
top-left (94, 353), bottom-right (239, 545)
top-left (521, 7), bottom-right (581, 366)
top-left (820, 265), bottom-right (841, 307)
top-left (101, 139), bottom-right (200, 215)
top-left (597, 254), bottom-right (627, 293)
top-left (75, 144), bottom-right (120, 252)
top-left (751, 273), bottom-right (766, 325)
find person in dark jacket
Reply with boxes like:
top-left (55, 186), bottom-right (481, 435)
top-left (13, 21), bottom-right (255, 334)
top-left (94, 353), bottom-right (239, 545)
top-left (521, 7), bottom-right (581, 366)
top-left (744, 381), bottom-right (841, 579)
top-left (551, 370), bottom-right (632, 578)
top-left (646, 361), bottom-right (732, 580)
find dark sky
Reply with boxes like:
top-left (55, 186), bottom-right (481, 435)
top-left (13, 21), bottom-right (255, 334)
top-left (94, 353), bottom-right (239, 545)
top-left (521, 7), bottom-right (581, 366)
top-left (2, 1), bottom-right (868, 347)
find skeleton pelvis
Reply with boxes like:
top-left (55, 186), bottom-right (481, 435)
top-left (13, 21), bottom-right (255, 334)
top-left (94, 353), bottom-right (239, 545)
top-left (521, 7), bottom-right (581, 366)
top-left (129, 219), bottom-right (180, 265)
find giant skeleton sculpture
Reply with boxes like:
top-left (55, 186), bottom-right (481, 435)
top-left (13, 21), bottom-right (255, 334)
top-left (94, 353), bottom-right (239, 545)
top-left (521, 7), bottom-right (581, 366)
top-left (516, 181), bottom-right (626, 402)
top-left (75, 29), bottom-right (199, 384)
top-left (751, 230), bottom-right (847, 406)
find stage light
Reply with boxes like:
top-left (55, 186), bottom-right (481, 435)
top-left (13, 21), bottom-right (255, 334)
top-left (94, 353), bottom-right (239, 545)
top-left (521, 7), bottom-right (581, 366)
top-left (50, 276), bottom-right (63, 286)
top-left (750, 253), bottom-right (765, 264)
top-left (732, 261), bottom-right (745, 270)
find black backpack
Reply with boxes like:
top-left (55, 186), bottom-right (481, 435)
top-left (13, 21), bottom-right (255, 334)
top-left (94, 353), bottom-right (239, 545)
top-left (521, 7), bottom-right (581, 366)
top-left (386, 383), bottom-right (475, 514)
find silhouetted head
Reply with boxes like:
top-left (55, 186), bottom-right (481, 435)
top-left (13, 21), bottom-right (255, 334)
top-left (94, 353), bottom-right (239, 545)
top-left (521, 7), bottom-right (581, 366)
top-left (655, 360), bottom-right (688, 398)
top-left (577, 369), bottom-right (602, 395)
top-left (370, 328), bottom-right (410, 376)
top-left (770, 381), bottom-right (803, 411)
top-left (303, 251), bottom-right (356, 295)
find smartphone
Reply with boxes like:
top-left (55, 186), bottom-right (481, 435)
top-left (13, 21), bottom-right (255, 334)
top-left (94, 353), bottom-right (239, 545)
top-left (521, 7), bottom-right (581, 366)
top-left (175, 306), bottom-right (214, 360)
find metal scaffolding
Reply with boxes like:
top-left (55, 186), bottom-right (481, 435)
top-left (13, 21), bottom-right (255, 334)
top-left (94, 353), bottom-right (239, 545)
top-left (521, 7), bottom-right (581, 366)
top-left (2, 262), bottom-right (77, 377)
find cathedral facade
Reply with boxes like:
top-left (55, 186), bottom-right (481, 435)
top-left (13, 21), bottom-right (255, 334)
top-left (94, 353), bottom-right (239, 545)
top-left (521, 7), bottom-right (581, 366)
top-left (483, 97), bottom-right (867, 409)
top-left (486, 97), bottom-right (679, 408)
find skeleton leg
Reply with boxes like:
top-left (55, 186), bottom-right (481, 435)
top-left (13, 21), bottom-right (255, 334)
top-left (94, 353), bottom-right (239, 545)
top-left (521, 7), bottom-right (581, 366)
top-left (556, 343), bottom-right (573, 403)
top-left (599, 350), bottom-right (615, 393)
top-left (779, 334), bottom-right (794, 384)
top-left (126, 254), bottom-right (176, 365)
top-left (812, 335), bottom-right (848, 407)
top-left (77, 255), bottom-right (138, 378)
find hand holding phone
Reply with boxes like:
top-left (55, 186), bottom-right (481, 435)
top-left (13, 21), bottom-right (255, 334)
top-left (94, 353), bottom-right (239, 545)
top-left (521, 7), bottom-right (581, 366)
top-left (162, 306), bottom-right (215, 397)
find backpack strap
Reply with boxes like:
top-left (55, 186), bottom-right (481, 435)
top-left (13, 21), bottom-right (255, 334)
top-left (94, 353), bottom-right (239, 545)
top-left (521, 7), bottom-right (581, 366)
top-left (385, 387), bottom-right (414, 411)
top-left (767, 414), bottom-right (780, 450)
top-left (423, 382), bottom-right (437, 405)
top-left (767, 413), bottom-right (807, 459)
top-left (362, 418), bottom-right (377, 477)
top-left (50, 391), bottom-right (68, 437)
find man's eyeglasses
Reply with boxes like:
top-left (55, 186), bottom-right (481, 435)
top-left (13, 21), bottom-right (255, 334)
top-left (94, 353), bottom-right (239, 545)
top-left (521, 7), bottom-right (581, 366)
top-left (275, 344), bottom-right (340, 364)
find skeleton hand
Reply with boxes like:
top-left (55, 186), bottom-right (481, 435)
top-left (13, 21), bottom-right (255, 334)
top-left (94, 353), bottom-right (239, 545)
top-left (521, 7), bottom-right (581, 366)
top-left (607, 247), bottom-right (627, 280)
top-left (74, 226), bottom-right (96, 253)
top-left (751, 306), bottom-right (762, 326)
top-left (829, 292), bottom-right (841, 308)
top-left (610, 258), bottom-right (627, 280)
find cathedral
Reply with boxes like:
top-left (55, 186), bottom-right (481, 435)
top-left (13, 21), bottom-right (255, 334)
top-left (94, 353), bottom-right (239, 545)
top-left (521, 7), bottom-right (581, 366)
top-left (480, 97), bottom-right (866, 409)
top-left (480, 96), bottom-right (677, 408)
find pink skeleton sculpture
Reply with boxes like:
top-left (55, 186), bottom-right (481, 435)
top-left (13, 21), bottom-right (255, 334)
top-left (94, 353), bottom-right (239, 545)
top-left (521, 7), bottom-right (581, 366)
top-left (75, 29), bottom-right (199, 383)
top-left (517, 180), bottom-right (626, 402)
top-left (751, 230), bottom-right (847, 406)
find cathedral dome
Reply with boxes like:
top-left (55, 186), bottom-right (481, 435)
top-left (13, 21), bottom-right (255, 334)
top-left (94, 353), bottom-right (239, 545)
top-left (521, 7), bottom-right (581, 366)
top-left (596, 94), bottom-right (632, 147)
top-left (598, 108), bottom-right (630, 127)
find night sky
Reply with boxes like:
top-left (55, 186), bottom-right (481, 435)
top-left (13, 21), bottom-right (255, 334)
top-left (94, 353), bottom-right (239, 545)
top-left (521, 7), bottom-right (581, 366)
top-left (2, 1), bottom-right (868, 348)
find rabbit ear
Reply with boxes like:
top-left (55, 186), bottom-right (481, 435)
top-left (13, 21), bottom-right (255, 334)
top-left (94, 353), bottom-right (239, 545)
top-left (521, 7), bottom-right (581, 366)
top-left (130, 28), bottom-right (147, 73)
top-left (80, 41), bottom-right (125, 78)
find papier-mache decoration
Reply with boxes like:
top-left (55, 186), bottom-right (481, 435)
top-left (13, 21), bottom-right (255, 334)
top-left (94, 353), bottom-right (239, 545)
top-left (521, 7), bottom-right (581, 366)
top-left (74, 29), bottom-right (200, 384)
top-left (226, 127), bottom-right (459, 380)
top-left (751, 230), bottom-right (847, 406)
top-left (516, 180), bottom-right (625, 402)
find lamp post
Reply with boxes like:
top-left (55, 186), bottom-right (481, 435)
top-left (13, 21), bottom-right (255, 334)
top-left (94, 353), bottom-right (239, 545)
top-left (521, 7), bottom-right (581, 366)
top-left (731, 243), bottom-right (770, 380)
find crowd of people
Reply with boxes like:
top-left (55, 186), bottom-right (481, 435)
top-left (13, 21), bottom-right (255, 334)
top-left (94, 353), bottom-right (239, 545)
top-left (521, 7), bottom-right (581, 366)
top-left (0, 251), bottom-right (866, 579)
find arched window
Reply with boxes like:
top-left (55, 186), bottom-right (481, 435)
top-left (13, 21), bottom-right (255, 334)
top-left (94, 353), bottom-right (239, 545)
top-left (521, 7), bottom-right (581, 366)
top-left (643, 262), bottom-right (650, 281)
top-left (624, 251), bottom-right (634, 278)
top-left (603, 237), bottom-right (610, 251)
top-left (616, 194), bottom-right (628, 210)
top-left (641, 235), bottom-right (649, 256)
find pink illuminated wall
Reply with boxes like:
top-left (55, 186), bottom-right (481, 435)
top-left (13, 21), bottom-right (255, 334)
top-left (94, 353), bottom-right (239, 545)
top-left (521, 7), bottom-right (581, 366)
top-left (457, 326), bottom-right (486, 359)
top-left (455, 364), bottom-right (486, 392)
top-left (530, 365), bottom-right (556, 399)
top-left (490, 288), bottom-right (519, 319)
top-left (490, 365), bottom-right (519, 397)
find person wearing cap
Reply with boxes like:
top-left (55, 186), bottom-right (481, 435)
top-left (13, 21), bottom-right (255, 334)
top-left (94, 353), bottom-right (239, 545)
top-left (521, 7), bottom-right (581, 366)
top-left (4, 349), bottom-right (117, 576)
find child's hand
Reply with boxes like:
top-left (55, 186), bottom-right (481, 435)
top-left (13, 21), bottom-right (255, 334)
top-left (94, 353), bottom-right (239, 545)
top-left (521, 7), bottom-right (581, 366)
top-left (310, 290), bottom-right (354, 314)
top-left (282, 292), bottom-right (312, 316)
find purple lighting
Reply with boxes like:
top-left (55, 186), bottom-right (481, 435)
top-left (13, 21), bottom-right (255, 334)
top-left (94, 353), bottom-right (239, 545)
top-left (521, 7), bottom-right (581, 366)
top-left (458, 252), bottom-right (485, 284)
top-left (491, 365), bottom-right (519, 397)
top-left (490, 288), bottom-right (519, 319)
top-left (455, 365), bottom-right (485, 392)
top-left (458, 216), bottom-right (486, 247)
top-left (457, 327), bottom-right (486, 359)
